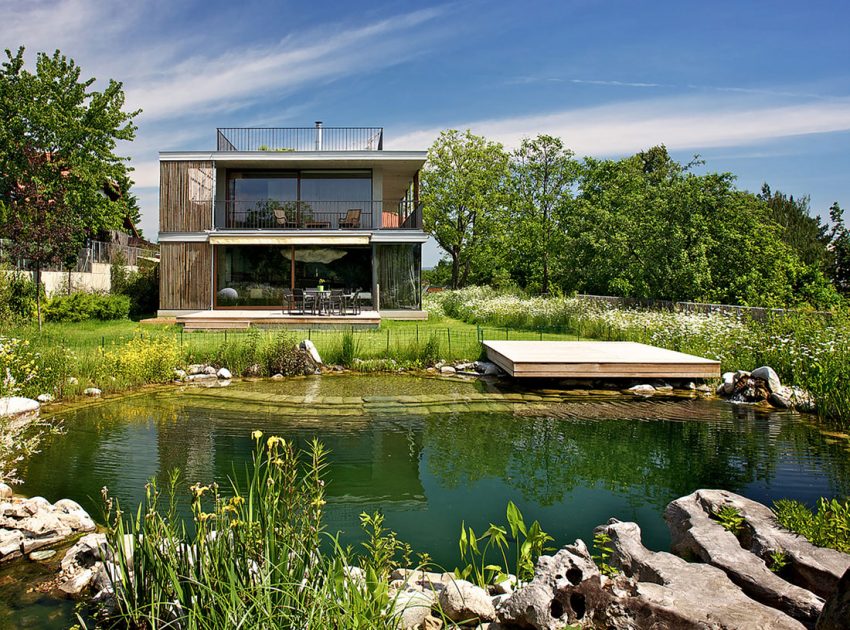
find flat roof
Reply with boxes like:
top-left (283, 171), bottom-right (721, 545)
top-left (159, 150), bottom-right (426, 166)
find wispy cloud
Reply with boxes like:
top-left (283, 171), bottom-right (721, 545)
top-left (386, 96), bottom-right (850, 156)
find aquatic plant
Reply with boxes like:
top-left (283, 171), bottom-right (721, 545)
top-left (773, 497), bottom-right (850, 553)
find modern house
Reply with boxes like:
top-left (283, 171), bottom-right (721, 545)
top-left (157, 124), bottom-right (428, 327)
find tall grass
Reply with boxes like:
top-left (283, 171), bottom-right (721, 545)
top-left (100, 434), bottom-right (420, 628)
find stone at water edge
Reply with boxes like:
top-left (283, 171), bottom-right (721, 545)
top-left (300, 339), bottom-right (323, 365)
top-left (817, 567), bottom-right (850, 630)
top-left (0, 483), bottom-right (12, 499)
top-left (438, 579), bottom-right (496, 623)
top-left (29, 549), bottom-right (56, 561)
top-left (769, 392), bottom-right (792, 409)
top-left (216, 367), bottom-right (232, 380)
top-left (719, 371), bottom-right (736, 395)
top-left (627, 384), bottom-right (655, 395)
top-left (203, 366), bottom-right (217, 375)
top-left (36, 393), bottom-right (54, 404)
top-left (0, 396), bottom-right (40, 421)
top-left (271, 373), bottom-right (285, 380)
top-left (187, 364), bottom-right (204, 375)
top-left (83, 388), bottom-right (101, 397)
top-left (173, 369), bottom-right (187, 381)
top-left (67, 377), bottom-right (78, 386)
top-left (391, 589), bottom-right (438, 630)
top-left (752, 366), bottom-right (783, 393)
top-left (439, 365), bottom-right (457, 375)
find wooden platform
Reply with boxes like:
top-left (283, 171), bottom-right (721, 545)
top-left (483, 341), bottom-right (721, 379)
top-left (176, 309), bottom-right (381, 331)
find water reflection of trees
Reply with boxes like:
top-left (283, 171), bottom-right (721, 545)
top-left (423, 404), bottom-right (850, 509)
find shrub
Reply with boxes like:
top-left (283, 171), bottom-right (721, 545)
top-left (112, 256), bottom-right (159, 318)
top-left (101, 334), bottom-right (181, 384)
top-left (1, 271), bottom-right (43, 321)
top-left (261, 333), bottom-right (309, 376)
top-left (44, 292), bottom-right (130, 322)
top-left (774, 497), bottom-right (850, 553)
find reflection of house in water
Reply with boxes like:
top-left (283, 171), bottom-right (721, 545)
top-left (154, 406), bottom-right (426, 515)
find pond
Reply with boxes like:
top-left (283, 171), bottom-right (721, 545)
top-left (4, 374), bottom-right (850, 628)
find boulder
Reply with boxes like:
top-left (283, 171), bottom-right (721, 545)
top-left (299, 340), bottom-right (322, 365)
top-left (36, 393), bottom-right (54, 404)
top-left (627, 384), bottom-right (655, 395)
top-left (817, 567), bottom-right (850, 630)
top-left (173, 369), bottom-right (187, 381)
top-left (83, 387), bottom-right (102, 397)
top-left (0, 396), bottom-right (40, 422)
top-left (438, 579), bottom-right (495, 624)
top-left (790, 387), bottom-right (816, 413)
top-left (752, 366), bottom-right (782, 393)
top-left (688, 490), bottom-right (850, 599)
top-left (0, 483), bottom-right (12, 499)
top-left (721, 371), bottom-right (736, 394)
top-left (665, 490), bottom-right (824, 624)
top-left (477, 362), bottom-right (502, 376)
top-left (67, 376), bottom-right (79, 385)
top-left (391, 589), bottom-right (438, 629)
top-left (271, 373), bottom-right (285, 380)
top-left (769, 392), bottom-right (792, 409)
top-left (0, 495), bottom-right (96, 563)
top-left (598, 519), bottom-right (805, 629)
top-left (203, 366), bottom-right (217, 375)
top-left (187, 364), bottom-right (204, 375)
top-left (439, 366), bottom-right (457, 375)
top-left (216, 367), bottom-right (232, 380)
top-left (58, 533), bottom-right (109, 596)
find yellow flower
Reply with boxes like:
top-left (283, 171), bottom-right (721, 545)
top-left (230, 496), bottom-right (245, 507)
top-left (266, 435), bottom-right (283, 450)
top-left (251, 430), bottom-right (263, 441)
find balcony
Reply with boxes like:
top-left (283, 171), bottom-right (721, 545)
top-left (217, 126), bottom-right (384, 152)
top-left (219, 200), bottom-right (422, 230)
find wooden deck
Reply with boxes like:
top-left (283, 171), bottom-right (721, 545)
top-left (177, 309), bottom-right (381, 331)
top-left (483, 340), bottom-right (721, 379)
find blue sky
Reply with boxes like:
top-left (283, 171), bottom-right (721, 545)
top-left (4, 0), bottom-right (850, 265)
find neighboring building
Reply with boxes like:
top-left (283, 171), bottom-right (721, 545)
top-left (157, 124), bottom-right (427, 323)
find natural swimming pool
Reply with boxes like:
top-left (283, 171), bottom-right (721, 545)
top-left (4, 374), bottom-right (850, 627)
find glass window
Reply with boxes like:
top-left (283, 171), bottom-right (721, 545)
top-left (227, 173), bottom-right (297, 228)
top-left (375, 244), bottom-right (421, 310)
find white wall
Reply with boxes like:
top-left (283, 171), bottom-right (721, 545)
top-left (8, 263), bottom-right (139, 296)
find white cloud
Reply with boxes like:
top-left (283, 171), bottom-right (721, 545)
top-left (385, 96), bottom-right (850, 155)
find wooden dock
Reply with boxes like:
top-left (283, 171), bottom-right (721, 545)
top-left (176, 309), bottom-right (381, 331)
top-left (483, 341), bottom-right (720, 379)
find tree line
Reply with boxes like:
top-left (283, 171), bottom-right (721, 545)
top-left (422, 130), bottom-right (850, 308)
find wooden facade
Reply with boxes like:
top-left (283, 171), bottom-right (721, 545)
top-left (159, 161), bottom-right (214, 232)
top-left (159, 242), bottom-right (212, 310)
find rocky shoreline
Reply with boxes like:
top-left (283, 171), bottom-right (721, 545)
top-left (1, 485), bottom-right (847, 629)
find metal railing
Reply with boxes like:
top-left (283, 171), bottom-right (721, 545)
top-left (216, 127), bottom-right (384, 152)
top-left (0, 238), bottom-right (159, 273)
top-left (218, 200), bottom-right (423, 230)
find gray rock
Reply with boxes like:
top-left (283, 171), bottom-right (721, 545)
top-left (203, 366), bottom-right (217, 375)
top-left (67, 377), bottom-right (78, 385)
top-left (299, 340), bottom-right (323, 365)
top-left (438, 579), bottom-right (496, 623)
top-left (29, 548), bottom-right (56, 561)
top-left (0, 396), bottom-right (40, 421)
top-left (598, 519), bottom-right (805, 629)
top-left (721, 371), bottom-right (736, 395)
top-left (752, 366), bottom-right (782, 393)
top-left (36, 393), bottom-right (54, 404)
top-left (173, 369), bottom-right (187, 380)
top-left (83, 387), bottom-right (101, 397)
top-left (216, 367), bottom-right (232, 380)
top-left (665, 490), bottom-right (823, 624)
top-left (439, 366), bottom-right (457, 375)
top-left (696, 384), bottom-right (712, 393)
top-left (769, 392), bottom-right (792, 409)
top-left (187, 364), bottom-right (204, 375)
top-left (391, 589), bottom-right (437, 629)
top-left (627, 384), bottom-right (655, 395)
top-left (0, 483), bottom-right (12, 499)
top-left (689, 490), bottom-right (850, 599)
top-left (817, 567), bottom-right (850, 630)
top-left (271, 373), bottom-right (285, 380)
top-left (790, 387), bottom-right (816, 413)
top-left (186, 373), bottom-right (217, 382)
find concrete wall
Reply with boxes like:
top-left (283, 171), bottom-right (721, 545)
top-left (9, 263), bottom-right (138, 296)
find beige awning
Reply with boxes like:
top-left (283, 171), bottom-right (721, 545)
top-left (209, 234), bottom-right (370, 246)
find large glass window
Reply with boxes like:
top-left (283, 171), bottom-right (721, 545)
top-left (227, 173), bottom-right (297, 228)
top-left (375, 244), bottom-right (421, 310)
top-left (215, 245), bottom-right (372, 308)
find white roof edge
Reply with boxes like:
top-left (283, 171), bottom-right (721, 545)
top-left (159, 150), bottom-right (426, 162)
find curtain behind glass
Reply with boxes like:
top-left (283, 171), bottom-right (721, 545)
top-left (376, 244), bottom-right (421, 310)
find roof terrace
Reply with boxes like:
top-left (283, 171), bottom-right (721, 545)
top-left (216, 123), bottom-right (384, 152)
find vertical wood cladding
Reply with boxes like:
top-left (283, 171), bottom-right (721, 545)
top-left (159, 242), bottom-right (212, 310)
top-left (159, 161), bottom-right (214, 232)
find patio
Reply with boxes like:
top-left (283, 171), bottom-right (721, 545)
top-left (176, 309), bottom-right (381, 331)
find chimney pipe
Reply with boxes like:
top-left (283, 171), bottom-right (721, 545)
top-left (315, 121), bottom-right (323, 151)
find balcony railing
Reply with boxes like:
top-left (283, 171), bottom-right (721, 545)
top-left (216, 127), bottom-right (384, 152)
top-left (219, 200), bottom-right (422, 230)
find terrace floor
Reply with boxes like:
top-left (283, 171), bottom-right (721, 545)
top-left (483, 340), bottom-right (721, 379)
top-left (176, 309), bottom-right (381, 331)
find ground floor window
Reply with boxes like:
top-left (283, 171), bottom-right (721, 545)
top-left (215, 245), bottom-right (372, 308)
top-left (375, 243), bottom-right (421, 310)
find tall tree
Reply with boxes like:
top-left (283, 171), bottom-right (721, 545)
top-left (0, 47), bottom-right (139, 272)
top-left (829, 202), bottom-right (850, 294)
top-left (422, 130), bottom-right (508, 289)
top-left (758, 184), bottom-right (831, 269)
top-left (508, 135), bottom-right (579, 293)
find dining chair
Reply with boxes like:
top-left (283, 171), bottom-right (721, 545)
top-left (303, 288), bottom-right (320, 315)
top-left (327, 289), bottom-right (344, 315)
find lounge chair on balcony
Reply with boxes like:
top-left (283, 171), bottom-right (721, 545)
top-left (338, 208), bottom-right (362, 229)
top-left (273, 207), bottom-right (298, 229)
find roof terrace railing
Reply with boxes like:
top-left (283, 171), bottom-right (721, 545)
top-left (216, 126), bottom-right (384, 152)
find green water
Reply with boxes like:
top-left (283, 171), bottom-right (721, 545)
top-left (5, 374), bottom-right (850, 628)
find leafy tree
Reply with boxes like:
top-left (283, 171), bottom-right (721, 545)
top-left (829, 202), bottom-right (850, 294)
top-left (758, 184), bottom-right (831, 270)
top-left (422, 130), bottom-right (509, 289)
top-left (507, 135), bottom-right (579, 293)
top-left (0, 47), bottom-right (139, 267)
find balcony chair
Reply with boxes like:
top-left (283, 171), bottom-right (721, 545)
top-left (338, 208), bottom-right (362, 229)
top-left (273, 207), bottom-right (298, 229)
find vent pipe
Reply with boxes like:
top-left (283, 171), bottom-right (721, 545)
top-left (315, 121), bottom-right (323, 151)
